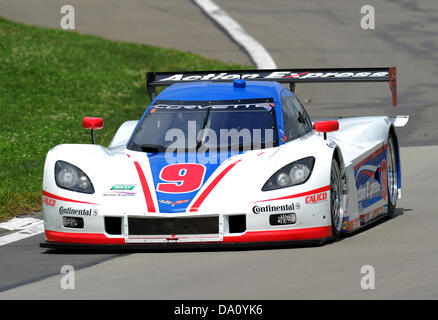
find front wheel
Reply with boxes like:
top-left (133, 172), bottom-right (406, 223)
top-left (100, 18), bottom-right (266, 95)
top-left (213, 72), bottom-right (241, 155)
top-left (330, 158), bottom-right (342, 240)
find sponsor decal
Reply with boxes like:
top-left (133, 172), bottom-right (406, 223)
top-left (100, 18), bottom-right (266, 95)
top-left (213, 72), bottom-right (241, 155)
top-left (269, 213), bottom-right (296, 226)
top-left (263, 103), bottom-right (274, 111)
top-left (305, 192), bottom-right (327, 204)
top-left (43, 196), bottom-right (56, 207)
top-left (354, 146), bottom-right (387, 211)
top-left (42, 190), bottom-right (99, 205)
top-left (361, 207), bottom-right (384, 224)
top-left (101, 184), bottom-right (137, 197)
top-left (254, 185), bottom-right (330, 203)
top-left (158, 71), bottom-right (389, 83)
top-left (342, 217), bottom-right (349, 231)
top-left (354, 145), bottom-right (386, 172)
top-left (111, 184), bottom-right (136, 191)
top-left (252, 203), bottom-right (298, 214)
top-left (357, 180), bottom-right (381, 202)
top-left (279, 129), bottom-right (287, 143)
top-left (59, 207), bottom-right (98, 216)
top-left (159, 199), bottom-right (191, 207)
top-left (151, 102), bottom-right (273, 111)
top-left (103, 192), bottom-right (136, 197)
top-left (349, 218), bottom-right (360, 231)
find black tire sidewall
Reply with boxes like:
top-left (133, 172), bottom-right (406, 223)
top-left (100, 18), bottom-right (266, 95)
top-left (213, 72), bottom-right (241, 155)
top-left (330, 158), bottom-right (341, 240)
top-left (387, 134), bottom-right (397, 218)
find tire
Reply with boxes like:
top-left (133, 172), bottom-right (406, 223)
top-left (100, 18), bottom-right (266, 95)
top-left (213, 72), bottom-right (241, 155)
top-left (330, 158), bottom-right (342, 240)
top-left (385, 133), bottom-right (398, 218)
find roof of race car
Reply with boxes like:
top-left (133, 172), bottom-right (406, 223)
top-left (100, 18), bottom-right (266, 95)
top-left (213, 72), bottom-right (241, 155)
top-left (153, 80), bottom-right (289, 102)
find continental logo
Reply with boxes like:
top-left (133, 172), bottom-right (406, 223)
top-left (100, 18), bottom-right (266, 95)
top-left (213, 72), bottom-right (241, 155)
top-left (59, 207), bottom-right (98, 216)
top-left (252, 203), bottom-right (299, 214)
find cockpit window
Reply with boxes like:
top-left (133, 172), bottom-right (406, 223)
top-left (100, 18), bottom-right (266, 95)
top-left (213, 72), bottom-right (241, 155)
top-left (128, 98), bottom-right (278, 153)
top-left (281, 95), bottom-right (312, 142)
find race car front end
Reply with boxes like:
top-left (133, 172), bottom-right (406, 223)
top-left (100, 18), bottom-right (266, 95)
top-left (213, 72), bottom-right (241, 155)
top-left (40, 133), bottom-right (337, 250)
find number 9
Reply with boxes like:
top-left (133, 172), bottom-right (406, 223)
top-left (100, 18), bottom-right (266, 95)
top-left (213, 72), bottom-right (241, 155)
top-left (157, 164), bottom-right (206, 193)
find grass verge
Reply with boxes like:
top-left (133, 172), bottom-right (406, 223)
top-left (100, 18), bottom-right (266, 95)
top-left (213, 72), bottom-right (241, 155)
top-left (0, 17), bottom-right (244, 221)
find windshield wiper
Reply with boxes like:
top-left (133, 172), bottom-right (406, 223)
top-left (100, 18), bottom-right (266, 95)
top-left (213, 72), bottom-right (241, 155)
top-left (139, 144), bottom-right (166, 153)
top-left (196, 107), bottom-right (212, 150)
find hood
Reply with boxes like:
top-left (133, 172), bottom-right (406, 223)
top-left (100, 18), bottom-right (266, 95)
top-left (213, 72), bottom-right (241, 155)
top-left (146, 151), bottom-right (241, 213)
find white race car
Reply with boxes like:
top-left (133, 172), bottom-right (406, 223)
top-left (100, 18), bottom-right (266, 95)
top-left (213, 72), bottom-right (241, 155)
top-left (40, 67), bottom-right (407, 249)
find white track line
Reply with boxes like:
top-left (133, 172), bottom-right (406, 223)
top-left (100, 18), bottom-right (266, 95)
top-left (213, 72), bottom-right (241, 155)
top-left (0, 217), bottom-right (44, 246)
top-left (193, 0), bottom-right (277, 69)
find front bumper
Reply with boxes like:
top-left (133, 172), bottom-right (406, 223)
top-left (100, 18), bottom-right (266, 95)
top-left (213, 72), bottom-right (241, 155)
top-left (40, 226), bottom-right (333, 250)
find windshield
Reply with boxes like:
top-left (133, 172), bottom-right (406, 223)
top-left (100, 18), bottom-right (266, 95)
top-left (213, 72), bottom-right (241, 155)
top-left (127, 98), bottom-right (278, 153)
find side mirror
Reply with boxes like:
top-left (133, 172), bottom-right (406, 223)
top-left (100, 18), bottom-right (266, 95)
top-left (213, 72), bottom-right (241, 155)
top-left (313, 120), bottom-right (339, 140)
top-left (83, 117), bottom-right (104, 144)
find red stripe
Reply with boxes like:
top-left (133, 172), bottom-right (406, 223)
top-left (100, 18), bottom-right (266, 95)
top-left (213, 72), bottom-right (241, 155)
top-left (254, 185), bottom-right (331, 203)
top-left (45, 228), bottom-right (331, 244)
top-left (223, 226), bottom-right (332, 243)
top-left (42, 190), bottom-right (99, 205)
top-left (190, 160), bottom-right (241, 212)
top-left (45, 230), bottom-right (124, 244)
top-left (133, 161), bottom-right (156, 212)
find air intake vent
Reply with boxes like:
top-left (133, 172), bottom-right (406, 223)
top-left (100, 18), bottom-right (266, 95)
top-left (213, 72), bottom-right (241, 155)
top-left (128, 216), bottom-right (219, 235)
top-left (104, 217), bottom-right (123, 235)
top-left (228, 215), bottom-right (246, 233)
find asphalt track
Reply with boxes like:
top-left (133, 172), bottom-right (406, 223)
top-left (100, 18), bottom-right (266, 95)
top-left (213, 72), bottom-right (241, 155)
top-left (1, 0), bottom-right (438, 299)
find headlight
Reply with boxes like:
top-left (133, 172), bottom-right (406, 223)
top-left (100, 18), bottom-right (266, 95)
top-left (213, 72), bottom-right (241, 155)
top-left (262, 157), bottom-right (315, 191)
top-left (55, 161), bottom-right (95, 194)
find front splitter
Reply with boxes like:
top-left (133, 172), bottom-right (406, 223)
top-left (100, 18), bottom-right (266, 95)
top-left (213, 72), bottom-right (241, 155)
top-left (40, 237), bottom-right (332, 252)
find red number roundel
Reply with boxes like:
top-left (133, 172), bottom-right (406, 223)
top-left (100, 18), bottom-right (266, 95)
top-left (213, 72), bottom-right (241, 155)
top-left (157, 163), bottom-right (206, 193)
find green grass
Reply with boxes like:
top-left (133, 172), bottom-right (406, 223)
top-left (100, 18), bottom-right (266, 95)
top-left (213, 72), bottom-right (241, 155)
top-left (0, 17), bottom-right (245, 221)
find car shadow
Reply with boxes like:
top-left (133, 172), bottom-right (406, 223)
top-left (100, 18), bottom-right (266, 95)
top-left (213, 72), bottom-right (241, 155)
top-left (41, 239), bottom-right (325, 255)
top-left (334, 206), bottom-right (412, 242)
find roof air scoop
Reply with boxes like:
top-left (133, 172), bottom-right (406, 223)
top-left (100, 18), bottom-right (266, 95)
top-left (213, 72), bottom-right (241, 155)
top-left (233, 79), bottom-right (246, 88)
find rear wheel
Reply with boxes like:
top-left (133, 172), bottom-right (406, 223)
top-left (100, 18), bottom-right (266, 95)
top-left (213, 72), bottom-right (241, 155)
top-left (330, 158), bottom-right (342, 240)
top-left (386, 133), bottom-right (398, 218)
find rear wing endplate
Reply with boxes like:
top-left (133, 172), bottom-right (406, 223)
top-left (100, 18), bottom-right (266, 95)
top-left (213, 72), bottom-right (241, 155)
top-left (146, 67), bottom-right (397, 106)
top-left (391, 115), bottom-right (409, 127)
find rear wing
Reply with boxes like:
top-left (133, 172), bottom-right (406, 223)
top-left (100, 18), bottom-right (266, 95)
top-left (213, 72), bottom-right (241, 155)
top-left (146, 67), bottom-right (397, 106)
